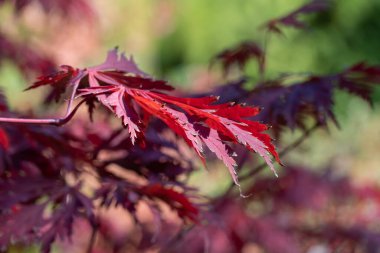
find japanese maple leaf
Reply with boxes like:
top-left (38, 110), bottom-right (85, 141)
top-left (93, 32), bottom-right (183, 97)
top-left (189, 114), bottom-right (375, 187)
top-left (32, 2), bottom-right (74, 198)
top-left (140, 184), bottom-right (199, 223)
top-left (212, 41), bottom-right (265, 75)
top-left (26, 48), bottom-right (280, 186)
top-left (204, 60), bottom-right (380, 139)
top-left (262, 0), bottom-right (330, 34)
top-left (0, 128), bottom-right (8, 150)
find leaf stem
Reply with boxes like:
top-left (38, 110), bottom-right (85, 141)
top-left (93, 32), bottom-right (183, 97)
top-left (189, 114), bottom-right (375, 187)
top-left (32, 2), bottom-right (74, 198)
top-left (0, 82), bottom-right (82, 126)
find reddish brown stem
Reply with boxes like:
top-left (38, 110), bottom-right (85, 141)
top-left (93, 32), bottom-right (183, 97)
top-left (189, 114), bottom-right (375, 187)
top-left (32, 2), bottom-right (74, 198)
top-left (0, 82), bottom-right (81, 126)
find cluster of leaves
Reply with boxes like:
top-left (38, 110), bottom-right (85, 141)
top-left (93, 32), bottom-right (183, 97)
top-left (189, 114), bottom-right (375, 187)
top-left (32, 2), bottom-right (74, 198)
top-left (262, 0), bottom-right (330, 34)
top-left (209, 63), bottom-right (380, 137)
top-left (163, 167), bottom-right (380, 253)
top-left (25, 48), bottom-right (280, 187)
top-left (1, 0), bottom-right (380, 253)
top-left (0, 109), bottom-right (202, 252)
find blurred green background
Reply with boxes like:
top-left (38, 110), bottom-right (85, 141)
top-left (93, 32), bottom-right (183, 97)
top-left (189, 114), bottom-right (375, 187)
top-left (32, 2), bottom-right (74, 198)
top-left (1, 0), bottom-right (380, 196)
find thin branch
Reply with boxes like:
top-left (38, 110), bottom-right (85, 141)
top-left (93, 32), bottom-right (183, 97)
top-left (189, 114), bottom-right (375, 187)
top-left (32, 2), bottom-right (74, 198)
top-left (223, 123), bottom-right (320, 196)
top-left (0, 98), bottom-right (87, 126)
top-left (0, 82), bottom-right (83, 126)
top-left (0, 117), bottom-right (64, 125)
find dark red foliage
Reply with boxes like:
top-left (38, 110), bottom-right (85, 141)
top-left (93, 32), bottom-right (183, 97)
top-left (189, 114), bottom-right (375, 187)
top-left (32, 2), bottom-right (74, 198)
top-left (159, 167), bottom-right (380, 253)
top-left (167, 203), bottom-right (302, 253)
top-left (206, 63), bottom-right (380, 136)
top-left (0, 184), bottom-right (95, 253)
top-left (263, 0), bottom-right (330, 34)
top-left (0, 111), bottom-right (199, 252)
top-left (248, 167), bottom-right (352, 209)
top-left (140, 184), bottom-right (199, 223)
top-left (25, 65), bottom-right (80, 103)
top-left (338, 62), bottom-right (380, 103)
top-left (95, 180), bottom-right (199, 223)
top-left (0, 128), bottom-right (9, 150)
top-left (91, 131), bottom-right (193, 182)
top-left (211, 2), bottom-right (330, 78)
top-left (212, 41), bottom-right (265, 75)
top-left (0, 92), bottom-right (8, 112)
top-left (2, 2), bottom-right (380, 253)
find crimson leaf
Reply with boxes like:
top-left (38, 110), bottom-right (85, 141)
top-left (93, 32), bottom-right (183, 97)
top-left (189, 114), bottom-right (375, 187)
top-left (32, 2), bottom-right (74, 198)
top-left (26, 48), bottom-right (280, 187)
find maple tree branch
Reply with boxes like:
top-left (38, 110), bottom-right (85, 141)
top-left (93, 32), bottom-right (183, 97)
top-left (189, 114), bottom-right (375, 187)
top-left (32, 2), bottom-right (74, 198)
top-left (223, 123), bottom-right (320, 196)
top-left (0, 83), bottom-right (83, 126)
top-left (0, 99), bottom-right (86, 126)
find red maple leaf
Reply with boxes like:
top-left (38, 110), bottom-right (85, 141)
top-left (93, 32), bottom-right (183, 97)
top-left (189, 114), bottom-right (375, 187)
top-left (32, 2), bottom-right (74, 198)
top-left (0, 128), bottom-right (9, 150)
top-left (140, 184), bottom-right (199, 222)
top-left (25, 48), bottom-right (281, 185)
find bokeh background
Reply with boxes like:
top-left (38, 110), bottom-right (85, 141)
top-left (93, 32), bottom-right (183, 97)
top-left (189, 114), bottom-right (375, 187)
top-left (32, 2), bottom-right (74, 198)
top-left (1, 0), bottom-right (380, 252)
